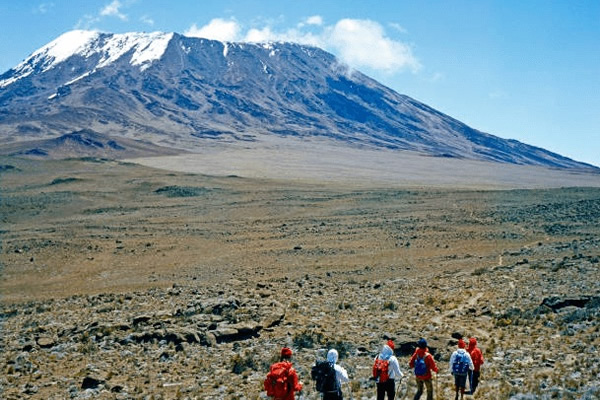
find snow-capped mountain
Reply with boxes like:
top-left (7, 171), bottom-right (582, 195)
top-left (0, 30), bottom-right (173, 89)
top-left (0, 30), bottom-right (596, 170)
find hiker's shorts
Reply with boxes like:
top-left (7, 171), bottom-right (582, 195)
top-left (454, 373), bottom-right (468, 389)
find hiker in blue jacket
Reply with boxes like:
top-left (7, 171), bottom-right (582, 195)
top-left (449, 339), bottom-right (474, 400)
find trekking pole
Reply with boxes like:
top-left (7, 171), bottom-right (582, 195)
top-left (395, 376), bottom-right (405, 400)
top-left (435, 373), bottom-right (440, 400)
top-left (346, 381), bottom-right (354, 400)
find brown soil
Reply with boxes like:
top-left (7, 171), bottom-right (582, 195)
top-left (1, 157), bottom-right (599, 399)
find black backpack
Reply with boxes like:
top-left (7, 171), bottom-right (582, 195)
top-left (311, 360), bottom-right (340, 394)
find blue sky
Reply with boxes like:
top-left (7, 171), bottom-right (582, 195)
top-left (1, 0), bottom-right (599, 166)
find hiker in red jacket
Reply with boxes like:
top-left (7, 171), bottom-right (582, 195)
top-left (467, 337), bottom-right (484, 394)
top-left (264, 347), bottom-right (303, 400)
top-left (409, 338), bottom-right (438, 400)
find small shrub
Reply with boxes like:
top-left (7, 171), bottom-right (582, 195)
top-left (155, 186), bottom-right (211, 197)
top-left (495, 318), bottom-right (512, 327)
top-left (293, 329), bottom-right (324, 349)
top-left (231, 352), bottom-right (258, 374)
top-left (424, 296), bottom-right (436, 306)
top-left (323, 339), bottom-right (354, 359)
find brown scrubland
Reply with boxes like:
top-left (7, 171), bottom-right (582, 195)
top-left (1, 156), bottom-right (599, 399)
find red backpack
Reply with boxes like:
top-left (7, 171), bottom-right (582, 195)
top-left (373, 357), bottom-right (390, 383)
top-left (264, 361), bottom-right (292, 398)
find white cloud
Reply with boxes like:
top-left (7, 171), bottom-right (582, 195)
top-left (305, 15), bottom-right (323, 26)
top-left (140, 15), bottom-right (154, 26)
top-left (489, 90), bottom-right (508, 99)
top-left (185, 18), bottom-right (241, 42)
top-left (100, 0), bottom-right (127, 21)
top-left (243, 26), bottom-right (322, 47)
top-left (326, 19), bottom-right (420, 73)
top-left (34, 2), bottom-right (55, 14)
top-left (244, 26), bottom-right (275, 43)
top-left (75, 14), bottom-right (100, 30)
top-left (184, 16), bottom-right (420, 75)
top-left (430, 72), bottom-right (444, 82)
top-left (388, 22), bottom-right (407, 33)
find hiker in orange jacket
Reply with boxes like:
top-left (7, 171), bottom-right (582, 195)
top-left (408, 338), bottom-right (438, 400)
top-left (264, 347), bottom-right (303, 400)
top-left (467, 337), bottom-right (484, 394)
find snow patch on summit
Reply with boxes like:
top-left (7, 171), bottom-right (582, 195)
top-left (40, 30), bottom-right (100, 69)
top-left (0, 30), bottom-right (173, 88)
top-left (0, 30), bottom-right (99, 88)
top-left (107, 32), bottom-right (173, 70)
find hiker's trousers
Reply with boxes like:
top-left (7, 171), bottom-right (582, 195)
top-left (468, 370), bottom-right (480, 393)
top-left (376, 378), bottom-right (395, 400)
top-left (414, 378), bottom-right (433, 400)
top-left (323, 390), bottom-right (343, 400)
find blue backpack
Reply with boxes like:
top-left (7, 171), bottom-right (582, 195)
top-left (452, 352), bottom-right (470, 375)
top-left (414, 354), bottom-right (428, 376)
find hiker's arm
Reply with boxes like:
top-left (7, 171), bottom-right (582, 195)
top-left (337, 365), bottom-right (350, 383)
top-left (428, 355), bottom-right (439, 373)
top-left (391, 357), bottom-right (403, 379)
top-left (291, 369), bottom-right (302, 392)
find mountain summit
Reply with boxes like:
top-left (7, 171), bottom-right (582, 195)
top-left (0, 30), bottom-right (596, 170)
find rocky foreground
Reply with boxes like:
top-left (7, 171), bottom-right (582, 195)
top-left (2, 237), bottom-right (600, 399)
top-left (1, 158), bottom-right (600, 399)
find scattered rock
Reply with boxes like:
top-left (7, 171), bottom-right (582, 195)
top-left (81, 376), bottom-right (104, 389)
top-left (36, 336), bottom-right (56, 348)
top-left (132, 314), bottom-right (152, 325)
top-left (541, 295), bottom-right (600, 311)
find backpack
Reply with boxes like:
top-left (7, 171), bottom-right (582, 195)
top-left (311, 360), bottom-right (340, 394)
top-left (372, 357), bottom-right (390, 383)
top-left (414, 354), bottom-right (428, 376)
top-left (264, 361), bottom-right (291, 398)
top-left (452, 352), bottom-right (470, 375)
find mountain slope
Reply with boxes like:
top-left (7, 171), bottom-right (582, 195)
top-left (0, 30), bottom-right (596, 171)
top-left (0, 129), bottom-right (183, 159)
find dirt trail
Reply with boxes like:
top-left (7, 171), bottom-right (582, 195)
top-left (431, 292), bottom-right (484, 330)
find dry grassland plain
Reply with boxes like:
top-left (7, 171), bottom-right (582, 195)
top-left (1, 156), bottom-right (600, 399)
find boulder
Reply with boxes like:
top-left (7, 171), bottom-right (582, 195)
top-left (392, 334), bottom-right (444, 359)
top-left (81, 376), bottom-right (104, 389)
top-left (132, 314), bottom-right (152, 325)
top-left (212, 322), bottom-right (262, 343)
top-left (541, 296), bottom-right (600, 311)
top-left (36, 336), bottom-right (56, 348)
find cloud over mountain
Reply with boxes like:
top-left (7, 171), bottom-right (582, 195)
top-left (184, 17), bottom-right (420, 74)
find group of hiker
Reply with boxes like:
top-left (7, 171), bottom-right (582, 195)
top-left (264, 337), bottom-right (484, 400)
